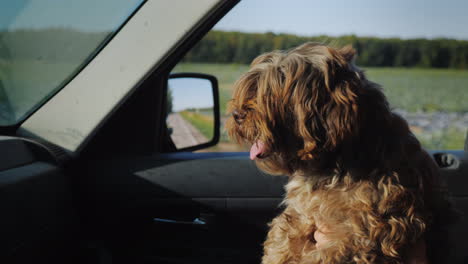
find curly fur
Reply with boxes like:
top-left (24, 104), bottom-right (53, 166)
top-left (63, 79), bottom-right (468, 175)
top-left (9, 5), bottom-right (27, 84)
top-left (226, 43), bottom-right (452, 263)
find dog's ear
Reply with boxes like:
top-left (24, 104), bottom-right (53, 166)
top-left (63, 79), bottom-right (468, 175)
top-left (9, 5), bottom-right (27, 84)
top-left (295, 50), bottom-right (360, 161)
top-left (323, 77), bottom-right (359, 150)
top-left (322, 46), bottom-right (360, 152)
top-left (294, 89), bottom-right (359, 161)
top-left (338, 45), bottom-right (356, 63)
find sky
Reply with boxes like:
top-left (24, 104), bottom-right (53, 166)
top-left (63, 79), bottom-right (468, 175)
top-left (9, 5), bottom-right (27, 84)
top-left (215, 0), bottom-right (468, 40)
top-left (0, 0), bottom-right (143, 32)
top-left (169, 78), bottom-right (214, 112)
top-left (1, 0), bottom-right (467, 40)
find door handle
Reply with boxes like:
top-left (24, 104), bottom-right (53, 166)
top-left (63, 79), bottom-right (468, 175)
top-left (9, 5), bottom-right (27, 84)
top-left (433, 152), bottom-right (460, 169)
top-left (153, 217), bottom-right (207, 226)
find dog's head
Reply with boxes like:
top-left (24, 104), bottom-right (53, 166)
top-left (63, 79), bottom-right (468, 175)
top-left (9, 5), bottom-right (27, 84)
top-left (226, 43), bottom-right (390, 176)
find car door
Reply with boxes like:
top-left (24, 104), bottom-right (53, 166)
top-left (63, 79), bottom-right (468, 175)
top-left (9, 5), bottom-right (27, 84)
top-left (436, 149), bottom-right (468, 263)
top-left (72, 48), bottom-right (468, 264)
top-left (80, 3), bottom-right (468, 262)
top-left (73, 76), bottom-right (468, 264)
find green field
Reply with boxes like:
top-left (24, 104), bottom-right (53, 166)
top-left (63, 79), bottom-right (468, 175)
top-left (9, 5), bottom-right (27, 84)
top-left (174, 63), bottom-right (468, 114)
top-left (365, 67), bottom-right (468, 112)
top-left (174, 63), bottom-right (468, 150)
top-left (179, 110), bottom-right (214, 139)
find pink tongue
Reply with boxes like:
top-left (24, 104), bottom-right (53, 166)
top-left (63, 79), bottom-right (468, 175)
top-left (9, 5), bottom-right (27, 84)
top-left (250, 141), bottom-right (265, 160)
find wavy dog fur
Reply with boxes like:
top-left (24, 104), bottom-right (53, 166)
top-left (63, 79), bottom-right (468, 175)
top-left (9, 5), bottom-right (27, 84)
top-left (226, 43), bottom-right (452, 263)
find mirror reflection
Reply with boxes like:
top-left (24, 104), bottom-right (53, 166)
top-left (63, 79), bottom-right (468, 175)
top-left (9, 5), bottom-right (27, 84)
top-left (166, 77), bottom-right (214, 149)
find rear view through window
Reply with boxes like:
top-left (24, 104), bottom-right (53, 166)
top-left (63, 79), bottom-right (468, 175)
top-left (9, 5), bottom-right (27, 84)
top-left (0, 0), bottom-right (144, 126)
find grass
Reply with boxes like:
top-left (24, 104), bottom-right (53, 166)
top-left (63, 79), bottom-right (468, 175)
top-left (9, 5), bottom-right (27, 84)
top-left (365, 67), bottom-right (468, 113)
top-left (417, 127), bottom-right (467, 150)
top-left (174, 63), bottom-right (468, 151)
top-left (179, 110), bottom-right (214, 139)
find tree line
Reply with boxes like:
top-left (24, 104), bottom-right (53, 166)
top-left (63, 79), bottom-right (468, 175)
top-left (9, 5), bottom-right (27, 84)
top-left (183, 30), bottom-right (468, 69)
top-left (1, 29), bottom-right (468, 69)
top-left (0, 28), bottom-right (109, 62)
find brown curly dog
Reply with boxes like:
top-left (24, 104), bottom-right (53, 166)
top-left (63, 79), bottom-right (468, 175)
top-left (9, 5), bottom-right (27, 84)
top-left (226, 43), bottom-right (453, 264)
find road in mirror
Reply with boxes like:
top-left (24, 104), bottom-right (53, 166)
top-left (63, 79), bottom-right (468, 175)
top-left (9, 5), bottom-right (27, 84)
top-left (166, 77), bottom-right (214, 149)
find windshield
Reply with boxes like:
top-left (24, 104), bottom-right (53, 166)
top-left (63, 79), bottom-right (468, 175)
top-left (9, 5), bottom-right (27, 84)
top-left (0, 0), bottom-right (144, 126)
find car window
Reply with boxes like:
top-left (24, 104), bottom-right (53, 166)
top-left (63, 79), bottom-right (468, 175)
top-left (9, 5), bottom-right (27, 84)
top-left (172, 0), bottom-right (468, 151)
top-left (0, 0), bottom-right (144, 126)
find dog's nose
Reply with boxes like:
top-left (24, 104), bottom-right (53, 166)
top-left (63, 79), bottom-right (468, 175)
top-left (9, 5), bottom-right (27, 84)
top-left (232, 110), bottom-right (246, 124)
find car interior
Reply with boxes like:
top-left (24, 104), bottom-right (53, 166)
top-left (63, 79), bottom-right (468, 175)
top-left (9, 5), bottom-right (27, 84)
top-left (1, 1), bottom-right (467, 264)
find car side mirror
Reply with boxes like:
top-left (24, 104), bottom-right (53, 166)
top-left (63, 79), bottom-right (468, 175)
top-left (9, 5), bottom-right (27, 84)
top-left (165, 73), bottom-right (220, 151)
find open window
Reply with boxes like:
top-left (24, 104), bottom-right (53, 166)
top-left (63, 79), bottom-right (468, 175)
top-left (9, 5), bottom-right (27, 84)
top-left (170, 0), bottom-right (468, 153)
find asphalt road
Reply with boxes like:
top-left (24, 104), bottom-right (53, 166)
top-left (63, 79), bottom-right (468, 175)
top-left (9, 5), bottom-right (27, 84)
top-left (167, 112), bottom-right (208, 149)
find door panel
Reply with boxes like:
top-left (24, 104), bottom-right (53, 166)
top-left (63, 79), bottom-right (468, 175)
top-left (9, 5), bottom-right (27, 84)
top-left (435, 150), bottom-right (468, 263)
top-left (77, 149), bottom-right (468, 263)
top-left (78, 152), bottom-right (286, 263)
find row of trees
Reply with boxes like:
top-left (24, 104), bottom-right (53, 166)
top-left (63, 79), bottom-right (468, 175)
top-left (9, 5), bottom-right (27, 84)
top-left (183, 31), bottom-right (468, 69)
top-left (1, 29), bottom-right (468, 69)
top-left (0, 29), bottom-right (108, 62)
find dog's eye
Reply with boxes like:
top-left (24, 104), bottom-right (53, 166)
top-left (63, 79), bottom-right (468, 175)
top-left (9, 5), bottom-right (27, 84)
top-left (232, 110), bottom-right (246, 124)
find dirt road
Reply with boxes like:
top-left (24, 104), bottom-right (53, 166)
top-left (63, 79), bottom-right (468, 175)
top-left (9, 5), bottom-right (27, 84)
top-left (167, 113), bottom-right (208, 149)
